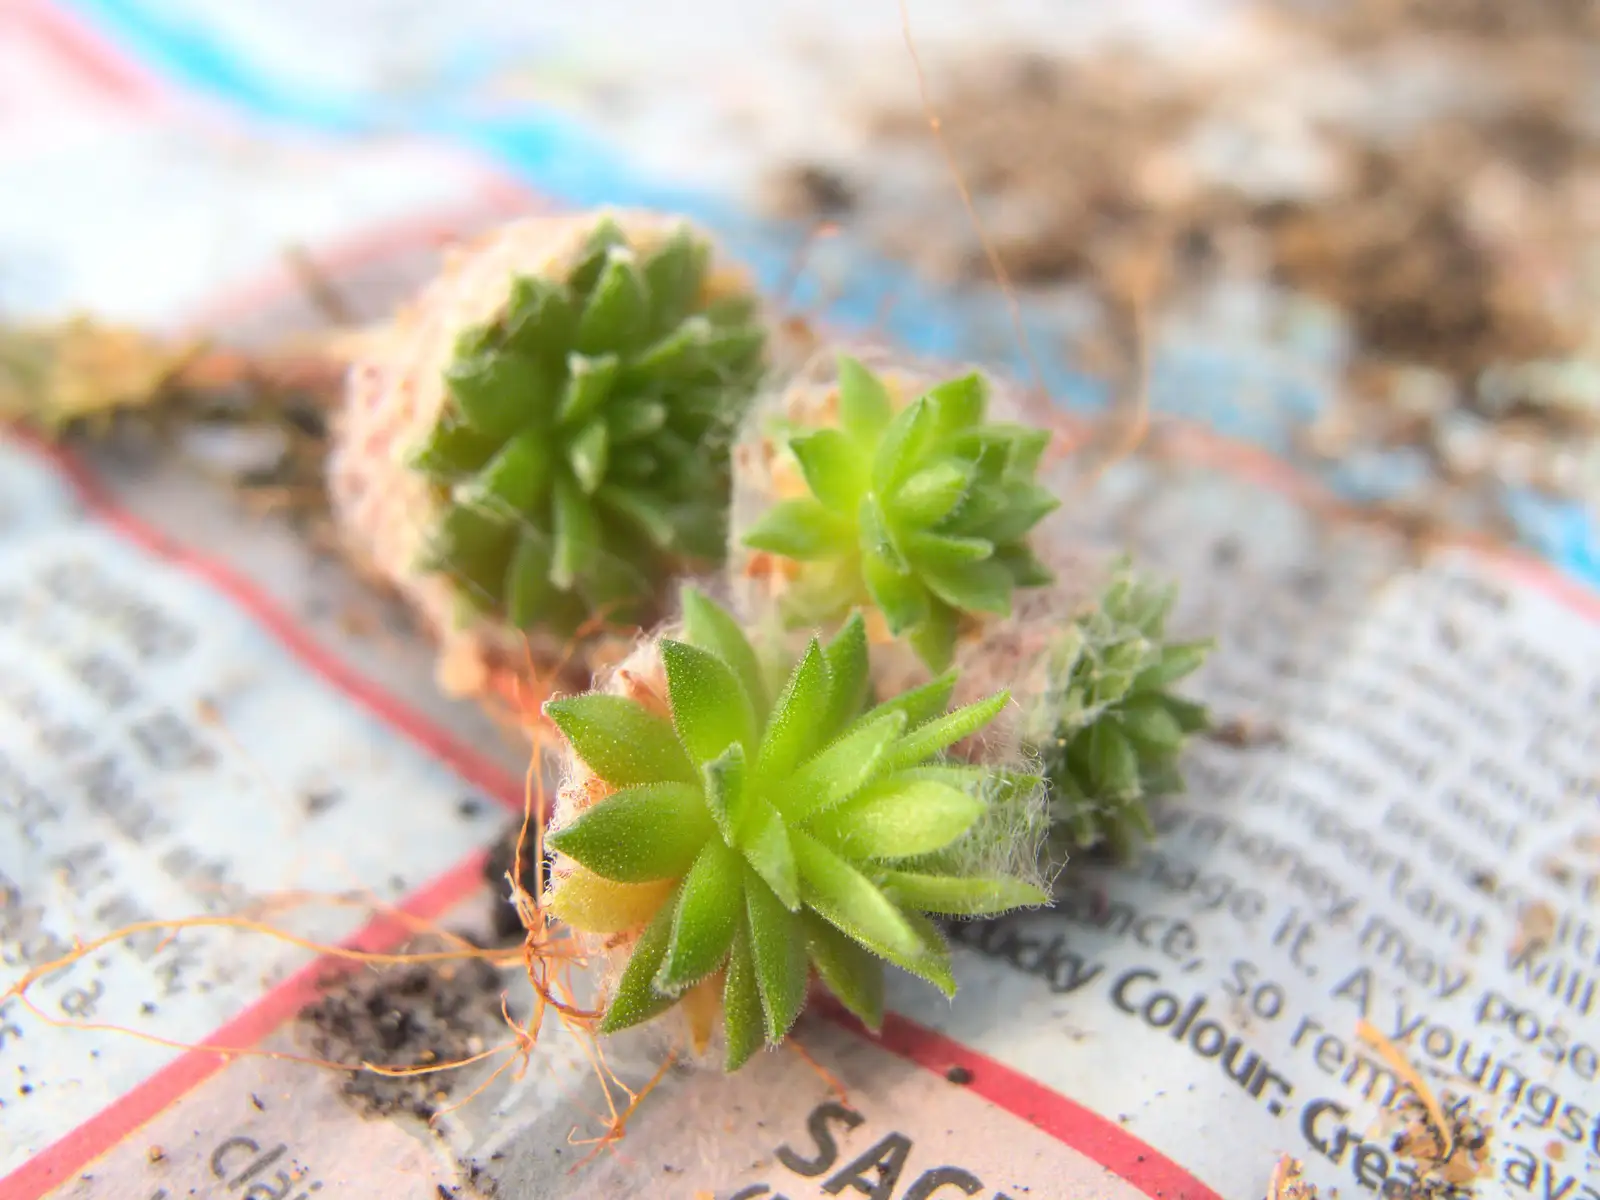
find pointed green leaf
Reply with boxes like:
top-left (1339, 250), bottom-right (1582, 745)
top-left (803, 909), bottom-right (884, 1029)
top-left (723, 921), bottom-right (765, 1071)
top-left (855, 671), bottom-right (957, 732)
top-left (862, 548), bottom-right (930, 633)
top-left (808, 778), bottom-right (984, 860)
top-left (836, 354), bottom-right (893, 439)
top-left (544, 694), bottom-right (696, 787)
top-left (907, 533), bottom-right (993, 569)
top-left (791, 832), bottom-right (924, 965)
top-left (505, 532), bottom-right (556, 628)
top-left (779, 710), bottom-right (906, 822)
top-left (927, 374), bottom-right (988, 437)
top-left (882, 871), bottom-right (1047, 916)
top-left (551, 474), bottom-right (600, 589)
top-left (556, 352), bottom-right (620, 429)
top-left (891, 462), bottom-right (971, 526)
top-left (608, 397), bottom-right (667, 442)
top-left (1121, 698), bottom-right (1185, 753)
top-left (821, 614), bottom-right (869, 735)
top-left (1134, 639), bottom-right (1214, 690)
top-left (871, 397), bottom-right (935, 493)
top-left (546, 782), bottom-right (713, 883)
top-left (967, 483), bottom-right (1059, 544)
top-left (744, 869), bottom-right (807, 1043)
top-left (680, 587), bottom-right (768, 717)
top-left (502, 275), bottom-right (577, 363)
top-left (599, 894), bottom-right (680, 1033)
top-left (568, 217), bottom-right (628, 296)
top-left (566, 419), bottom-right (610, 494)
top-left (858, 493), bottom-right (907, 572)
top-left (995, 543), bottom-right (1055, 588)
top-left (656, 839), bottom-right (743, 994)
top-left (896, 908), bottom-right (958, 995)
top-left (756, 639), bottom-right (831, 783)
top-left (921, 556), bottom-right (1014, 616)
top-left (888, 691), bottom-right (1008, 769)
top-left (575, 252), bottom-right (650, 355)
top-left (446, 350), bottom-right (556, 442)
top-left (1088, 721), bottom-right (1140, 798)
top-left (595, 485), bottom-right (675, 549)
top-left (624, 316), bottom-right (711, 382)
top-left (1005, 426), bottom-right (1052, 475)
top-left (1162, 695), bottom-right (1210, 734)
top-left (458, 428), bottom-right (553, 516)
top-left (703, 742), bottom-right (746, 844)
top-left (406, 418), bottom-right (499, 479)
top-left (641, 226), bottom-right (707, 335)
top-left (660, 638), bottom-right (759, 765)
top-left (737, 797), bottom-right (800, 910)
top-left (907, 599), bottom-right (959, 672)
top-left (789, 429), bottom-right (867, 512)
top-left (418, 505), bottom-right (515, 602)
top-left (744, 498), bottom-right (851, 560)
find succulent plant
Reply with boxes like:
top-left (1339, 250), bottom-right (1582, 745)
top-left (741, 355), bottom-right (1058, 671)
top-left (328, 211), bottom-right (766, 689)
top-left (542, 587), bottom-right (1047, 1069)
top-left (1025, 563), bottom-right (1213, 858)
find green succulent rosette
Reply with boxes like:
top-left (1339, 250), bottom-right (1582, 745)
top-left (543, 587), bottom-right (1047, 1069)
top-left (1028, 563), bottom-right (1213, 858)
top-left (743, 355), bottom-right (1058, 671)
top-left (412, 217), bottom-right (766, 635)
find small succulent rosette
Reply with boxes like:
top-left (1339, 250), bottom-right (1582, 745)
top-left (730, 349), bottom-right (1061, 679)
top-left (541, 586), bottom-right (1048, 1070)
top-left (954, 555), bottom-right (1215, 858)
top-left (328, 210), bottom-right (768, 696)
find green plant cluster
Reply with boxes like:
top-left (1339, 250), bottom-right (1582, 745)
top-left (411, 217), bottom-right (766, 634)
top-left (544, 588), bottom-right (1046, 1069)
top-left (1027, 564), bottom-right (1213, 859)
top-left (744, 356), bottom-right (1058, 670)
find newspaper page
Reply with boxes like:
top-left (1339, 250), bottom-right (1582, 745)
top-left (3, 2), bottom-right (1599, 1199)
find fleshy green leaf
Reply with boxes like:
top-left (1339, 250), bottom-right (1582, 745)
top-left (862, 549), bottom-right (930, 633)
top-left (888, 691), bottom-right (1008, 768)
top-left (738, 797), bottom-right (800, 910)
top-left (921, 556), bottom-right (1014, 616)
top-left (744, 869), bottom-right (807, 1043)
top-left (1134, 640), bottom-right (1214, 690)
top-left (642, 226), bottom-right (706, 336)
top-left (892, 462), bottom-right (971, 525)
top-left (790, 430), bottom-right (867, 513)
top-left (456, 428), bottom-right (551, 514)
top-left (656, 840), bottom-right (743, 994)
top-left (599, 895), bottom-right (680, 1033)
top-left (807, 778), bottom-right (983, 860)
top-left (723, 922), bottom-right (764, 1071)
top-left (575, 253), bottom-right (650, 355)
top-left (567, 419), bottom-right (609, 494)
top-left (857, 671), bottom-right (957, 732)
top-left (907, 599), bottom-right (959, 673)
top-left (779, 710), bottom-right (906, 822)
top-left (505, 533), bottom-right (555, 628)
top-left (551, 473), bottom-right (600, 590)
top-left (803, 909), bottom-right (884, 1029)
top-left (821, 614), bottom-right (870, 735)
top-left (744, 499), bottom-right (851, 560)
top-left (791, 832), bottom-right (924, 966)
top-left (923, 372), bottom-right (987, 435)
top-left (556, 352), bottom-right (620, 428)
top-left (1087, 721), bottom-right (1140, 798)
top-left (756, 640), bottom-right (831, 784)
top-left (1121, 698), bottom-right (1185, 752)
top-left (544, 694), bottom-right (696, 787)
top-left (446, 350), bottom-right (555, 442)
top-left (680, 587), bottom-right (769, 717)
top-left (871, 396), bottom-right (935, 494)
top-left (703, 743), bottom-right (746, 844)
top-left (661, 639), bottom-right (760, 765)
top-left (882, 871), bottom-right (1047, 916)
top-left (836, 354), bottom-right (893, 439)
top-left (546, 782), bottom-right (713, 882)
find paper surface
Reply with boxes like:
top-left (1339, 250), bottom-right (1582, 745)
top-left (3, 3), bottom-right (1599, 1198)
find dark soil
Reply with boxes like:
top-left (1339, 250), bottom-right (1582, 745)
top-left (299, 946), bottom-right (507, 1121)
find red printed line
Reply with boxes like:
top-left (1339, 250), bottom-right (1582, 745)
top-left (10, 0), bottom-right (161, 103)
top-left (820, 999), bottom-right (1221, 1200)
top-left (1, 853), bottom-right (489, 1199)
